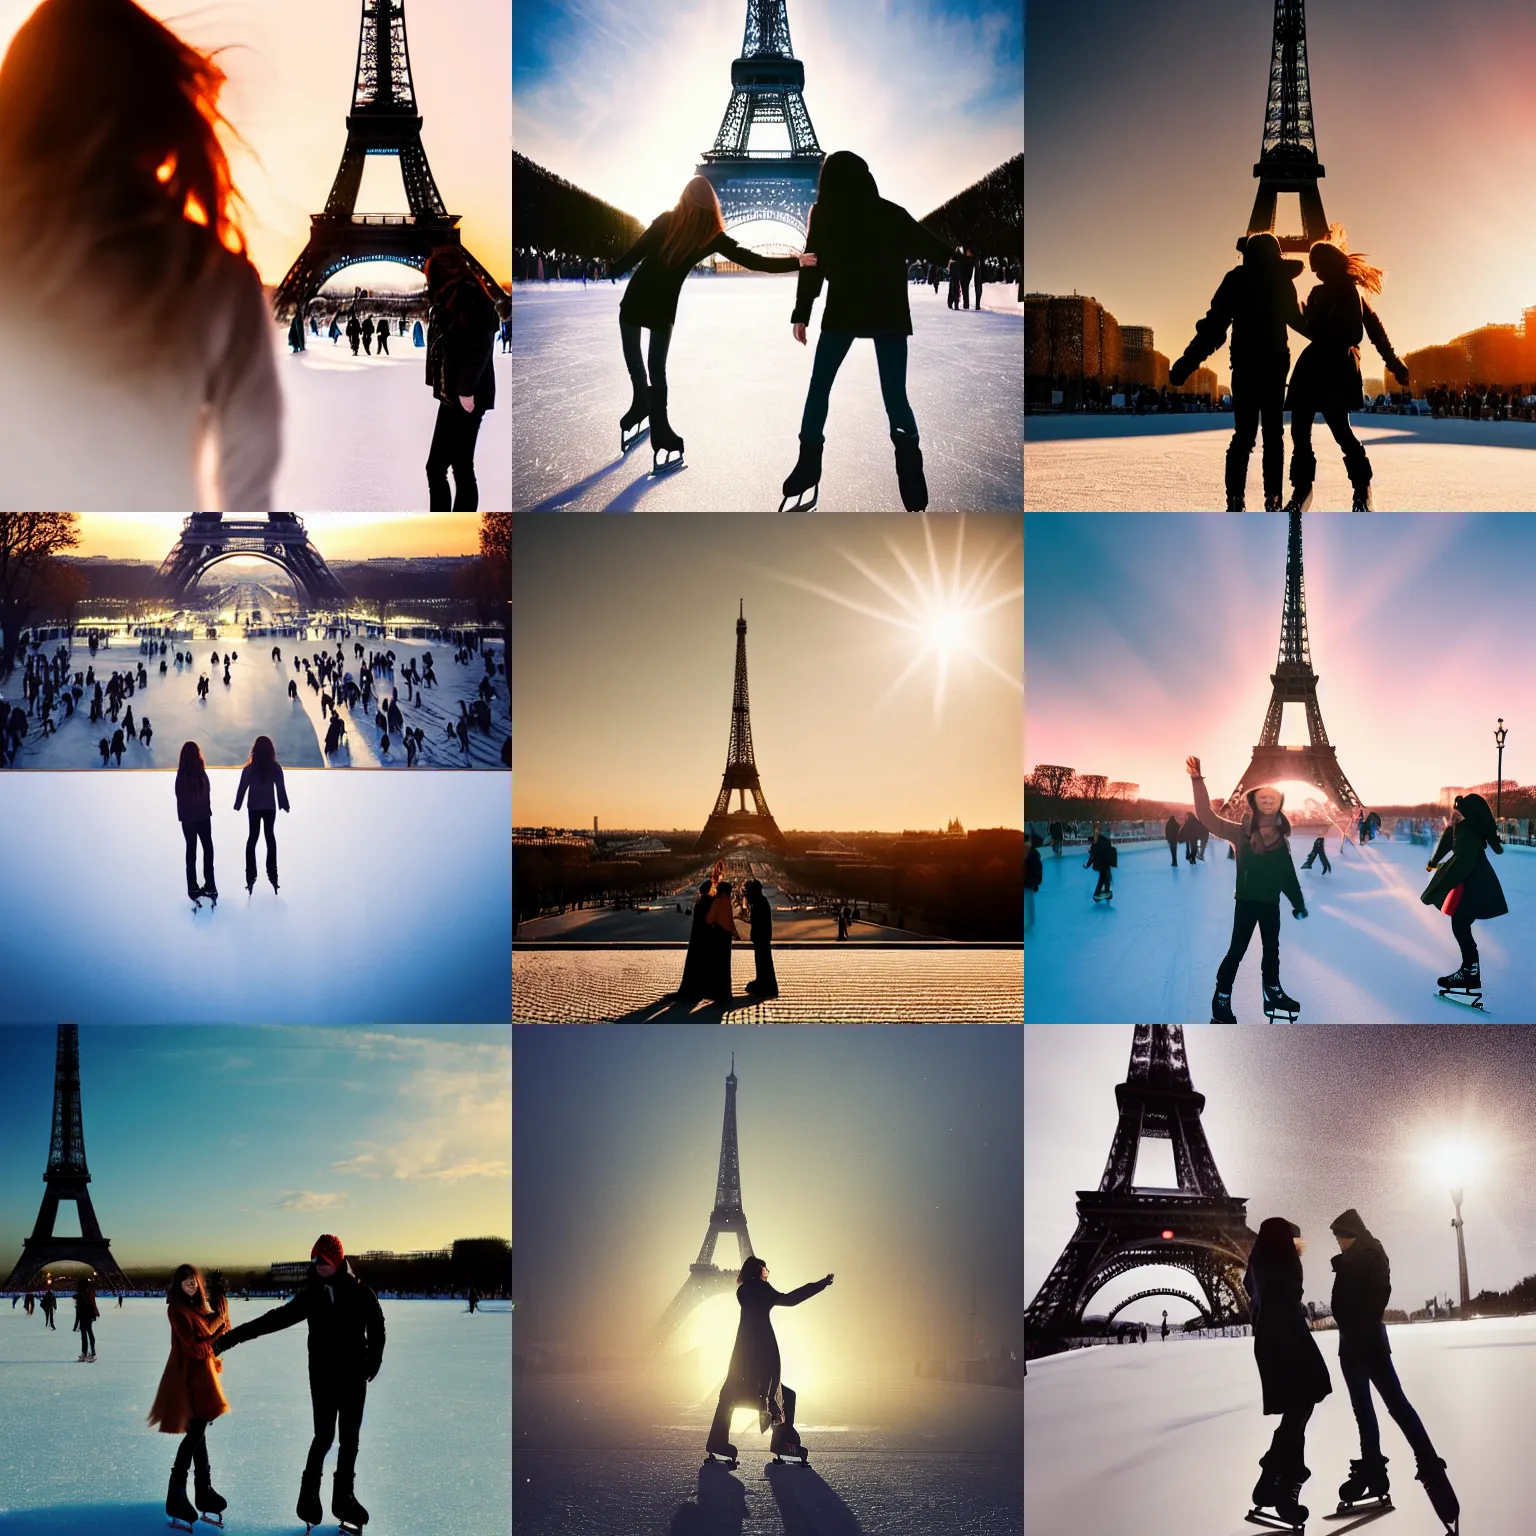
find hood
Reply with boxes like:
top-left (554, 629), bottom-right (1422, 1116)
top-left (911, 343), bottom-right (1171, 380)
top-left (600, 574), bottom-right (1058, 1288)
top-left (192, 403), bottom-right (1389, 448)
top-left (1239, 231), bottom-right (1304, 279)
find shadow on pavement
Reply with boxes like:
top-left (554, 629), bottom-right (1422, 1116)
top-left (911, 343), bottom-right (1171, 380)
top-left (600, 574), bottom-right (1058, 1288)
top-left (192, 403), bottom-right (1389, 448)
top-left (668, 1461), bottom-right (747, 1536)
top-left (610, 992), bottom-right (762, 1023)
top-left (0, 1507), bottom-right (292, 1536)
top-left (764, 1463), bottom-right (865, 1535)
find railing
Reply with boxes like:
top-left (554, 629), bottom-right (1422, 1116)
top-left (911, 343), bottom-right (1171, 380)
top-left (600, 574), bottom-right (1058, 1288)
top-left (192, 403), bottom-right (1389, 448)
top-left (349, 214), bottom-right (416, 225)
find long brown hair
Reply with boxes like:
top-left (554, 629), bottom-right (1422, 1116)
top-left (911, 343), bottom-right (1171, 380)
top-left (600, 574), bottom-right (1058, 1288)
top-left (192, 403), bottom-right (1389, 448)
top-left (166, 1263), bottom-right (209, 1311)
top-left (175, 740), bottom-right (206, 788)
top-left (0, 0), bottom-right (248, 367)
top-left (246, 734), bottom-right (276, 783)
top-left (425, 247), bottom-right (499, 327)
top-left (658, 176), bottom-right (725, 269)
top-left (1310, 228), bottom-right (1384, 296)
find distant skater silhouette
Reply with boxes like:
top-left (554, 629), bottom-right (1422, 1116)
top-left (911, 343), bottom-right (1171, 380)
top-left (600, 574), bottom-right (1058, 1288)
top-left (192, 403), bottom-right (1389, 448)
top-left (705, 1258), bottom-right (833, 1467)
top-left (742, 878), bottom-right (778, 999)
top-left (1165, 812), bottom-right (1181, 866)
top-left (234, 734), bottom-right (289, 894)
top-left (1422, 791), bottom-right (1506, 1003)
top-left (1085, 829), bottom-right (1116, 900)
top-left (176, 740), bottom-right (216, 907)
top-left (1170, 233), bottom-right (1308, 511)
top-left (1300, 835), bottom-right (1331, 874)
top-left (1283, 236), bottom-right (1409, 512)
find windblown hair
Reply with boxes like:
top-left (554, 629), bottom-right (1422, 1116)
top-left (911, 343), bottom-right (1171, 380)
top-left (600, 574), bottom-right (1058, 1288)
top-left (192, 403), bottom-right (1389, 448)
top-left (737, 1257), bottom-right (767, 1286)
top-left (425, 246), bottom-right (500, 326)
top-left (175, 740), bottom-right (206, 787)
top-left (658, 175), bottom-right (725, 269)
top-left (246, 734), bottom-right (276, 782)
top-left (166, 1263), bottom-right (209, 1311)
top-left (1310, 229), bottom-right (1384, 296)
top-left (1454, 792), bottom-right (1503, 853)
top-left (0, 0), bottom-right (249, 368)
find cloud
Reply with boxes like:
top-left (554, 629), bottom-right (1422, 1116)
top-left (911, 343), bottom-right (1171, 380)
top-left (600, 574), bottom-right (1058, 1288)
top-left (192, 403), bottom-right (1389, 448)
top-left (330, 1153), bottom-right (378, 1174)
top-left (272, 1191), bottom-right (348, 1211)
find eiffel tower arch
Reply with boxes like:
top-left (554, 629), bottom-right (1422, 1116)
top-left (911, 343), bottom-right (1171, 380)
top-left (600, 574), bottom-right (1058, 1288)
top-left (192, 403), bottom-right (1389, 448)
top-left (4, 1026), bottom-right (130, 1291)
top-left (1025, 1025), bottom-right (1256, 1354)
top-left (1245, 0), bottom-right (1331, 251)
top-left (273, 0), bottom-right (501, 317)
top-left (155, 514), bottom-right (350, 609)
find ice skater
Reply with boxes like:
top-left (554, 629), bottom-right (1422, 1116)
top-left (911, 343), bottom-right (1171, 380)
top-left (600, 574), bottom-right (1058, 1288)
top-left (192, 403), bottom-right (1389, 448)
top-left (742, 878), bottom-right (778, 998)
top-left (1300, 835), bottom-right (1331, 873)
top-left (214, 1234), bottom-right (385, 1534)
top-left (779, 151), bottom-right (954, 512)
top-left (74, 1277), bottom-right (97, 1361)
top-left (1328, 1208), bottom-right (1459, 1527)
top-left (608, 175), bottom-right (811, 470)
top-left (234, 734), bottom-right (289, 894)
top-left (1084, 828), bottom-right (1116, 901)
top-left (1186, 756), bottom-right (1307, 1023)
top-left (1180, 810), bottom-right (1201, 865)
top-left (1244, 1218), bottom-right (1332, 1531)
top-left (1164, 813), bottom-right (1181, 866)
top-left (1422, 791), bottom-right (1506, 1009)
top-left (423, 248), bottom-right (501, 511)
top-left (176, 740), bottom-right (217, 909)
top-left (148, 1265), bottom-right (231, 1532)
top-left (39, 1280), bottom-right (56, 1328)
top-left (705, 1258), bottom-right (833, 1468)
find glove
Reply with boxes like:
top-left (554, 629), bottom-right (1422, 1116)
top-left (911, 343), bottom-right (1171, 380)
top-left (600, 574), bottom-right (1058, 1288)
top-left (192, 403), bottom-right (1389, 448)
top-left (1292, 906), bottom-right (1308, 920)
top-left (1169, 357), bottom-right (1194, 387)
top-left (1391, 362), bottom-right (1410, 388)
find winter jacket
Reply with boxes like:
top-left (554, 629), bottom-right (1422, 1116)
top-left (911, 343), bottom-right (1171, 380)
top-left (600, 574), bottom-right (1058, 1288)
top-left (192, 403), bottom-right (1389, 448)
top-left (747, 891), bottom-right (773, 947)
top-left (1286, 280), bottom-right (1405, 414)
top-left (1244, 1248), bottom-right (1332, 1415)
top-left (790, 198), bottom-right (951, 337)
top-left (611, 212), bottom-right (801, 330)
top-left (426, 284), bottom-right (500, 413)
top-left (1165, 816), bottom-right (1181, 844)
top-left (1330, 1228), bottom-right (1393, 1342)
top-left (1086, 836), bottom-right (1118, 871)
top-left (1191, 778), bottom-right (1305, 911)
top-left (1422, 821), bottom-right (1508, 921)
top-left (217, 1261), bottom-right (384, 1386)
top-left (234, 761), bottom-right (289, 814)
top-left (1024, 847), bottom-right (1042, 891)
top-left (175, 768), bottom-right (212, 824)
top-left (1173, 249), bottom-right (1307, 381)
top-left (720, 1275), bottom-right (831, 1420)
top-left (148, 1301), bottom-right (231, 1433)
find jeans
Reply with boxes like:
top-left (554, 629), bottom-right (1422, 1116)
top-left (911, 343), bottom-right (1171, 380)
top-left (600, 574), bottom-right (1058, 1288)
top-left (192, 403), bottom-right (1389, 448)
top-left (1216, 898), bottom-right (1282, 990)
top-left (305, 1374), bottom-right (367, 1483)
top-left (173, 1416), bottom-right (210, 1475)
top-left (799, 331), bottom-right (919, 444)
top-left (1451, 907), bottom-right (1479, 967)
top-left (1228, 367), bottom-right (1288, 502)
top-left (1339, 1330), bottom-right (1438, 1465)
top-left (182, 817), bottom-right (214, 898)
top-left (1093, 869), bottom-right (1112, 897)
top-left (426, 399), bottom-right (486, 510)
top-left (245, 808), bottom-right (277, 887)
top-left (619, 321), bottom-right (672, 395)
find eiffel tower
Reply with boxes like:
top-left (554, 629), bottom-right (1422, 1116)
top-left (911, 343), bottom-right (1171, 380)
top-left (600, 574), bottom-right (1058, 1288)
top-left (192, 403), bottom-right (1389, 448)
top-left (695, 602), bottom-right (787, 852)
top-left (1245, 0), bottom-right (1330, 250)
top-left (156, 514), bottom-right (349, 607)
top-left (655, 1055), bottom-right (756, 1341)
top-left (273, 0), bottom-right (500, 316)
top-left (4, 1027), bottom-right (130, 1291)
top-left (1224, 508), bottom-right (1362, 821)
top-left (1025, 1026), bottom-right (1256, 1353)
top-left (697, 0), bottom-right (825, 239)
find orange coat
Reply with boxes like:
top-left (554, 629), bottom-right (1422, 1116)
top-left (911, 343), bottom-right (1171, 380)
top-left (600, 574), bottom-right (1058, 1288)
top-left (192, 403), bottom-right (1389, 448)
top-left (147, 1302), bottom-right (231, 1434)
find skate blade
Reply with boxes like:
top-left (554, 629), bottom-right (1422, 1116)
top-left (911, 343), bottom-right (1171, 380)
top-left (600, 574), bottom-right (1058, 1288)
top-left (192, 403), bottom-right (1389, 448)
top-left (1325, 1501), bottom-right (1394, 1527)
top-left (168, 1522), bottom-right (195, 1534)
top-left (197, 1517), bottom-right (225, 1529)
top-left (651, 448), bottom-right (684, 474)
top-left (777, 484), bottom-right (819, 514)
top-left (620, 422), bottom-right (649, 453)
top-left (1436, 988), bottom-right (1484, 1010)
top-left (1245, 1512), bottom-right (1302, 1533)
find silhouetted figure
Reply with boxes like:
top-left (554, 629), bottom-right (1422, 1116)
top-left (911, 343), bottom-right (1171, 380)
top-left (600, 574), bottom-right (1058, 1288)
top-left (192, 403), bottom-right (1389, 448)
top-left (74, 1277), bottom-right (99, 1360)
top-left (1422, 792), bottom-right (1506, 996)
top-left (40, 1284), bottom-right (57, 1328)
top-left (1165, 813), bottom-right (1181, 866)
top-left (424, 249), bottom-right (501, 510)
top-left (702, 880), bottom-right (738, 1001)
top-left (176, 740), bottom-right (216, 903)
top-left (1085, 830), bottom-right (1116, 900)
top-left (1181, 811), bottom-right (1202, 864)
top-left (235, 735), bottom-right (289, 893)
top-left (742, 879), bottom-right (778, 999)
top-left (110, 727), bottom-right (125, 765)
top-left (1300, 836), bottom-right (1331, 873)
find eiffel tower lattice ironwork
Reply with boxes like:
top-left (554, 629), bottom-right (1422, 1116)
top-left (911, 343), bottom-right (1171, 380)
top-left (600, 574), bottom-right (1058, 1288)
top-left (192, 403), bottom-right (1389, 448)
top-left (1025, 1026), bottom-right (1256, 1350)
top-left (1245, 0), bottom-right (1330, 252)
top-left (155, 514), bottom-right (350, 607)
top-left (273, 0), bottom-right (500, 316)
top-left (3, 1026), bottom-right (130, 1290)
top-left (1224, 508), bottom-right (1362, 821)
top-left (697, 0), bottom-right (825, 239)
top-left (695, 602), bottom-right (787, 852)
top-left (655, 1055), bottom-right (757, 1341)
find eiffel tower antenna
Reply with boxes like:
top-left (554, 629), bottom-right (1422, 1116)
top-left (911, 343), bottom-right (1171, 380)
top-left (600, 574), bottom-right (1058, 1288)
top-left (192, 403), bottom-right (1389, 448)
top-left (1245, 0), bottom-right (1330, 251)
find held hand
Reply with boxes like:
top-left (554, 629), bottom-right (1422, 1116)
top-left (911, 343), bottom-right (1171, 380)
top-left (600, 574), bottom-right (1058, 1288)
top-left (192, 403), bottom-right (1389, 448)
top-left (458, 395), bottom-right (476, 413)
top-left (1185, 755), bottom-right (1202, 778)
top-left (798, 252), bottom-right (818, 267)
top-left (1392, 363), bottom-right (1410, 388)
top-left (1293, 906), bottom-right (1308, 920)
top-left (791, 323), bottom-right (807, 346)
top-left (824, 1274), bottom-right (834, 1286)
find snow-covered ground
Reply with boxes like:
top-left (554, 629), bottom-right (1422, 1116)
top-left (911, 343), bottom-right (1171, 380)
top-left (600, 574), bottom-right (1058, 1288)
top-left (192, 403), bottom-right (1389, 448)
top-left (1024, 413), bottom-right (1536, 510)
top-left (1026, 835), bottom-right (1536, 1023)
top-left (0, 1296), bottom-right (509, 1535)
top-left (1027, 1314), bottom-right (1532, 1536)
top-left (0, 770), bottom-right (510, 1024)
top-left (512, 279), bottom-right (1022, 512)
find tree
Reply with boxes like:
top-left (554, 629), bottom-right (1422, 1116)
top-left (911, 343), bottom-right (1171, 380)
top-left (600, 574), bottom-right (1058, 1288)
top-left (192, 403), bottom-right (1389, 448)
top-left (0, 515), bottom-right (80, 680)
top-left (1073, 773), bottom-right (1109, 807)
top-left (1107, 781), bottom-right (1139, 807)
top-left (480, 514), bottom-right (511, 643)
top-left (1028, 764), bottom-right (1076, 800)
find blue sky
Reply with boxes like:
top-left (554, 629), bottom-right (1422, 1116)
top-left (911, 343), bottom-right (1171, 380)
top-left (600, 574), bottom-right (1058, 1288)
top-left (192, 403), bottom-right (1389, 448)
top-left (0, 1027), bottom-right (510, 1269)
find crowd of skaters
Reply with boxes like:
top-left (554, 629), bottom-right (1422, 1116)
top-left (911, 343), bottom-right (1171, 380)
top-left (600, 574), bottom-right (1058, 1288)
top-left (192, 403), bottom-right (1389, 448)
top-left (8, 1275), bottom-right (114, 1359)
top-left (911, 249), bottom-right (1020, 311)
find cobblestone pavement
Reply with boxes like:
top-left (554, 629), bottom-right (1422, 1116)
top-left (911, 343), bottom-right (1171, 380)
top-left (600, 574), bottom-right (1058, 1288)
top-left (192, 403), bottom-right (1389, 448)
top-left (512, 947), bottom-right (1022, 1022)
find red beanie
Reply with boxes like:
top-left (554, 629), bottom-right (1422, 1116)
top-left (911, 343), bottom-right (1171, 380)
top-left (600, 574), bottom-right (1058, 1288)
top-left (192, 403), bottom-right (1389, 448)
top-left (311, 1234), bottom-right (345, 1268)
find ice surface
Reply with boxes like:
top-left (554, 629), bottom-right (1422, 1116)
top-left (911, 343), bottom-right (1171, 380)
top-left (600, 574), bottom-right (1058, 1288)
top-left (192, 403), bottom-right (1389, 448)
top-left (511, 279), bottom-right (1022, 512)
top-left (1024, 413), bottom-right (1536, 511)
top-left (0, 770), bottom-right (511, 1024)
top-left (1025, 836), bottom-right (1536, 1023)
top-left (1026, 1315), bottom-right (1531, 1536)
top-left (0, 1296), bottom-right (509, 1535)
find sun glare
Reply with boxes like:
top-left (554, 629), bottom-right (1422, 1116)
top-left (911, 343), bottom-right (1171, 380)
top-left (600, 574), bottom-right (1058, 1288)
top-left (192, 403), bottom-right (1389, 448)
top-left (1420, 1136), bottom-right (1488, 1191)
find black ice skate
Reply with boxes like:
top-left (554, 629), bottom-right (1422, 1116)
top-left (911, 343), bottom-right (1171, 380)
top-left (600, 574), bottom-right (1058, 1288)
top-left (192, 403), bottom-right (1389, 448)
top-left (1336, 1455), bottom-right (1391, 1514)
top-left (167, 1468), bottom-right (198, 1532)
top-left (1247, 1475), bottom-right (1308, 1531)
top-left (1436, 964), bottom-right (1483, 1011)
top-left (620, 386), bottom-right (650, 453)
top-left (703, 1441), bottom-right (739, 1470)
top-left (1262, 982), bottom-right (1300, 1022)
top-left (891, 432), bottom-right (928, 512)
top-left (778, 438), bottom-right (822, 513)
top-left (332, 1470), bottom-right (369, 1533)
top-left (194, 1478), bottom-right (227, 1527)
top-left (1211, 989), bottom-right (1238, 1025)
top-left (1264, 494), bottom-right (1283, 511)
top-left (1226, 492), bottom-right (1245, 512)
top-left (297, 1469), bottom-right (324, 1533)
top-left (1414, 1457), bottom-right (1459, 1533)
top-left (649, 388), bottom-right (685, 474)
top-left (1351, 484), bottom-right (1374, 512)
top-left (1281, 485), bottom-right (1314, 514)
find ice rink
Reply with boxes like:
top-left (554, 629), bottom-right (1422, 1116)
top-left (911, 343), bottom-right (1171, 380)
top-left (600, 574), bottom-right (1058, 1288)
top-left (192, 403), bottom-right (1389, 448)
top-left (1027, 1314), bottom-right (1530, 1536)
top-left (0, 1296), bottom-right (509, 1535)
top-left (512, 278), bottom-right (1022, 512)
top-left (1025, 835), bottom-right (1536, 1023)
top-left (1024, 413), bottom-right (1536, 511)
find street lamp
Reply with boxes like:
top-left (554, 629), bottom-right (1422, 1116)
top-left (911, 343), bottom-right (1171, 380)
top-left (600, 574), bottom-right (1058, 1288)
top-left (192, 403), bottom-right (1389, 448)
top-left (1494, 718), bottom-right (1508, 820)
top-left (1450, 1188), bottom-right (1471, 1316)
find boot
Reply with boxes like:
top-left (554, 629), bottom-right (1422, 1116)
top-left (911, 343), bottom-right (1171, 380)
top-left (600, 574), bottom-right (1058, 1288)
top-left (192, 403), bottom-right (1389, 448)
top-left (1264, 494), bottom-right (1283, 511)
top-left (297, 1461), bottom-right (324, 1528)
top-left (650, 387), bottom-right (684, 470)
top-left (333, 1470), bottom-right (369, 1530)
top-left (1338, 1454), bottom-right (1390, 1508)
top-left (1225, 491), bottom-right (1245, 511)
top-left (1437, 962), bottom-right (1479, 992)
top-left (891, 432), bottom-right (928, 511)
top-left (1281, 484), bottom-right (1314, 513)
top-left (1415, 1456), bottom-right (1459, 1526)
top-left (1351, 483), bottom-right (1374, 512)
top-left (1211, 988), bottom-right (1237, 1024)
top-left (192, 1440), bottom-right (226, 1524)
top-left (166, 1468), bottom-right (198, 1529)
top-left (1263, 981), bottom-right (1300, 1018)
top-left (619, 384), bottom-right (649, 451)
top-left (1273, 1476), bottom-right (1309, 1525)
top-left (1251, 1454), bottom-right (1283, 1510)
top-left (778, 438), bottom-right (822, 512)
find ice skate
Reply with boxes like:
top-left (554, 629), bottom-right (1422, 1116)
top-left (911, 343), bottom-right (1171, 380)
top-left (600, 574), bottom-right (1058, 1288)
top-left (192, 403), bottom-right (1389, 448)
top-left (194, 1481), bottom-right (227, 1526)
top-left (1226, 491), bottom-right (1245, 512)
top-left (1414, 1457), bottom-right (1458, 1532)
top-left (1264, 494), bottom-right (1283, 511)
top-left (778, 438), bottom-right (822, 513)
top-left (1262, 982), bottom-right (1300, 1022)
top-left (167, 1469), bottom-right (198, 1532)
top-left (771, 1432), bottom-right (810, 1466)
top-left (1247, 1473), bottom-right (1308, 1531)
top-left (297, 1469), bottom-right (323, 1532)
top-left (1335, 1455), bottom-right (1391, 1514)
top-left (649, 387), bottom-right (685, 474)
top-left (704, 1439), bottom-right (739, 1470)
top-left (1211, 989), bottom-right (1237, 1025)
top-left (1281, 485), bottom-right (1314, 514)
top-left (333, 1472), bottom-right (369, 1532)
top-left (1436, 963), bottom-right (1483, 1010)
top-left (619, 385), bottom-right (650, 453)
top-left (1351, 484), bottom-right (1374, 512)
top-left (891, 431), bottom-right (928, 511)
top-left (199, 885), bottom-right (218, 909)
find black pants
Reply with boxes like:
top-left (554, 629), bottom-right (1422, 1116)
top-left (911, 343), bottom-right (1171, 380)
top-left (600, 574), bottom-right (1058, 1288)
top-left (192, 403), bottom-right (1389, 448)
top-left (1216, 899), bottom-right (1282, 990)
top-left (305, 1375), bottom-right (367, 1483)
top-left (1290, 402), bottom-right (1371, 493)
top-left (1227, 367), bottom-right (1288, 502)
top-left (79, 1319), bottom-right (95, 1354)
top-left (1093, 869), bottom-right (1112, 897)
top-left (707, 1382), bottom-right (798, 1452)
top-left (426, 399), bottom-right (486, 511)
top-left (183, 817), bottom-right (214, 898)
top-left (1339, 1332), bottom-right (1438, 1465)
top-left (1264, 1401), bottom-right (1315, 1480)
top-left (1451, 907), bottom-right (1479, 967)
top-left (799, 331), bottom-right (918, 444)
top-left (1184, 841), bottom-right (1197, 864)
top-left (43, 1307), bottom-right (54, 1329)
top-left (245, 808), bottom-right (277, 887)
top-left (173, 1416), bottom-right (210, 1477)
top-left (620, 320), bottom-right (673, 397)
top-left (1300, 849), bottom-right (1331, 873)
top-left (1168, 839), bottom-right (1179, 866)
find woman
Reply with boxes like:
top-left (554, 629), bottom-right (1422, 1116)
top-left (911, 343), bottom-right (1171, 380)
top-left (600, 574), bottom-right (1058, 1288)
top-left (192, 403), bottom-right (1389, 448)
top-left (780, 152), bottom-right (954, 512)
top-left (1284, 235), bottom-right (1410, 512)
top-left (1084, 829), bottom-right (1117, 901)
top-left (423, 248), bottom-right (501, 510)
top-left (703, 877), bottom-right (739, 1002)
top-left (742, 878), bottom-right (778, 999)
top-left (1422, 792), bottom-right (1506, 1001)
top-left (1186, 756), bottom-right (1307, 1024)
top-left (234, 734), bottom-right (289, 894)
top-left (1245, 1218), bottom-right (1331, 1529)
top-left (608, 176), bottom-right (813, 469)
top-left (705, 1258), bottom-right (833, 1467)
top-left (0, 0), bottom-right (281, 510)
top-left (148, 1264), bottom-right (231, 1531)
top-left (73, 1276), bottom-right (98, 1361)
top-left (676, 878), bottom-right (717, 1002)
top-left (175, 741), bottom-right (215, 907)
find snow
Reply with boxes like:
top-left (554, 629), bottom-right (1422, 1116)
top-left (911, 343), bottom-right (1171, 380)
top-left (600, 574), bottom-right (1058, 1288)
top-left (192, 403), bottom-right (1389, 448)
top-left (512, 279), bottom-right (1023, 512)
top-left (1024, 413), bottom-right (1536, 510)
top-left (0, 770), bottom-right (511, 1024)
top-left (1025, 835), bottom-right (1536, 1024)
top-left (0, 1296), bottom-right (509, 1535)
top-left (1026, 1314), bottom-right (1531, 1536)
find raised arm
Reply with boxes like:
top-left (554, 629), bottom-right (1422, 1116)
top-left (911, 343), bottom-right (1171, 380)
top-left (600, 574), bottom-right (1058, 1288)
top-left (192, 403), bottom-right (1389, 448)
top-left (215, 1290), bottom-right (307, 1352)
top-left (1173, 273), bottom-right (1237, 376)
top-left (1185, 758), bottom-right (1243, 843)
top-left (608, 216), bottom-right (665, 281)
top-left (712, 234), bottom-right (800, 274)
top-left (896, 208), bottom-right (952, 266)
top-left (1362, 300), bottom-right (1409, 386)
top-left (770, 1275), bottom-right (833, 1308)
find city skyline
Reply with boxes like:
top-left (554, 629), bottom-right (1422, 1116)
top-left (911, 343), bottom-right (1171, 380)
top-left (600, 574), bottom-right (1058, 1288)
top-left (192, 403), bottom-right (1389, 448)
top-left (68, 513), bottom-right (484, 564)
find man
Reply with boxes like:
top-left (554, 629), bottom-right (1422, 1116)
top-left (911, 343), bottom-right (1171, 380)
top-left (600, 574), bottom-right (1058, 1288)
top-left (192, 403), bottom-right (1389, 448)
top-left (1329, 1209), bottom-right (1458, 1525)
top-left (215, 1235), bottom-right (385, 1532)
top-left (1165, 813), bottom-right (1181, 867)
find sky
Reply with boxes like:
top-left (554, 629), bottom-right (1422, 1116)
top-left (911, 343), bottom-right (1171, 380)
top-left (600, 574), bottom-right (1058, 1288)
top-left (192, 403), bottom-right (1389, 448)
top-left (512, 0), bottom-right (1023, 248)
top-left (0, 0), bottom-right (511, 288)
top-left (0, 1026), bottom-right (511, 1269)
top-left (514, 1023), bottom-right (1021, 1381)
top-left (1026, 513), bottom-right (1536, 805)
top-left (70, 513), bottom-right (484, 562)
top-left (1026, 1), bottom-right (1536, 367)
top-left (513, 515), bottom-right (1024, 831)
top-left (1027, 1025), bottom-right (1536, 1324)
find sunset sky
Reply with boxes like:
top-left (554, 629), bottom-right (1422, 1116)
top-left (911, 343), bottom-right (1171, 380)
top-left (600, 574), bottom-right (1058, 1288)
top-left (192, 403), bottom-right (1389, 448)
top-left (0, 0), bottom-right (511, 288)
top-left (513, 516), bottom-right (1023, 831)
top-left (1027, 1), bottom-right (1536, 368)
top-left (0, 1026), bottom-right (510, 1268)
top-left (72, 513), bottom-right (483, 562)
top-left (1027, 513), bottom-right (1536, 805)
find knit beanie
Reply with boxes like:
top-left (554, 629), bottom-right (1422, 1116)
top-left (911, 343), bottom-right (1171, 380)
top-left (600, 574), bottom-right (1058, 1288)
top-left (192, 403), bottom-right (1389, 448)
top-left (311, 1234), bottom-right (345, 1268)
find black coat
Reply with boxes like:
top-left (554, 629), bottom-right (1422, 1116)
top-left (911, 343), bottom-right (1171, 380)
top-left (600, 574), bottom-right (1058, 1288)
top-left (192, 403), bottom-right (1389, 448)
top-left (426, 286), bottom-right (499, 412)
top-left (1164, 816), bottom-right (1180, 844)
top-left (217, 1261), bottom-right (385, 1386)
top-left (175, 768), bottom-right (212, 824)
top-left (1287, 281), bottom-right (1405, 414)
top-left (1330, 1232), bottom-right (1392, 1342)
top-left (1422, 822), bottom-right (1508, 921)
top-left (720, 1275), bottom-right (831, 1414)
top-left (1024, 847), bottom-right (1042, 891)
top-left (1244, 1248), bottom-right (1331, 1415)
top-left (1175, 252), bottom-right (1306, 381)
top-left (1086, 836), bottom-right (1117, 871)
top-left (747, 891), bottom-right (773, 947)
